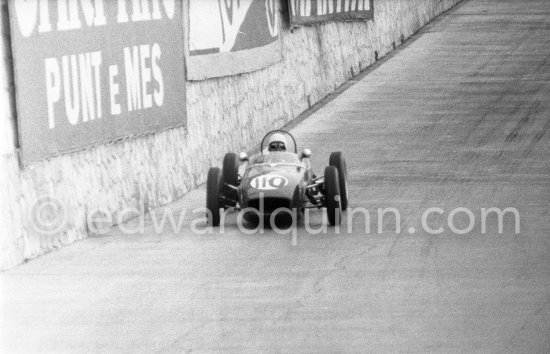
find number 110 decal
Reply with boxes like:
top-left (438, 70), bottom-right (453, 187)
top-left (249, 174), bottom-right (289, 190)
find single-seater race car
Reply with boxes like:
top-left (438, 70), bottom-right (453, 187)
top-left (206, 130), bottom-right (348, 226)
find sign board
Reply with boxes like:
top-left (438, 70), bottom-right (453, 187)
top-left (8, 0), bottom-right (186, 163)
top-left (187, 0), bottom-right (282, 80)
top-left (289, 0), bottom-right (374, 26)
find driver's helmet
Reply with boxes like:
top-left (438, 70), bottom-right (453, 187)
top-left (267, 133), bottom-right (287, 152)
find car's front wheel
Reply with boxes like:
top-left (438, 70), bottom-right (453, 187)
top-left (223, 152), bottom-right (239, 206)
top-left (324, 166), bottom-right (342, 226)
top-left (329, 151), bottom-right (348, 210)
top-left (206, 167), bottom-right (223, 226)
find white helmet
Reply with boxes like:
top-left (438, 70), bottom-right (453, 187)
top-left (267, 133), bottom-right (287, 152)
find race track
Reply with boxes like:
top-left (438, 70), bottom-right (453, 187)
top-left (2, 0), bottom-right (550, 352)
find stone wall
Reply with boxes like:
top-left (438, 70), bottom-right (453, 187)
top-left (0, 0), bottom-right (462, 270)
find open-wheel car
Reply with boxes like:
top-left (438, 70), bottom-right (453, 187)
top-left (206, 130), bottom-right (348, 226)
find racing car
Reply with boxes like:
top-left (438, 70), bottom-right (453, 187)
top-left (206, 130), bottom-right (348, 226)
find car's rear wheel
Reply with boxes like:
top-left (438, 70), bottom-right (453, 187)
top-left (206, 167), bottom-right (223, 226)
top-left (324, 166), bottom-right (342, 226)
top-left (222, 152), bottom-right (239, 206)
top-left (329, 151), bottom-right (348, 210)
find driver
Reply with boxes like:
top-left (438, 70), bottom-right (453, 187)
top-left (267, 133), bottom-right (287, 152)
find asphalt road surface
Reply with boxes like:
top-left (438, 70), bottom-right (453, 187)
top-left (2, 0), bottom-right (550, 352)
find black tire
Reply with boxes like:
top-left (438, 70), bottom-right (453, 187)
top-left (329, 151), bottom-right (349, 210)
top-left (206, 167), bottom-right (223, 226)
top-left (324, 166), bottom-right (342, 226)
top-left (222, 152), bottom-right (239, 206)
top-left (223, 152), bottom-right (239, 186)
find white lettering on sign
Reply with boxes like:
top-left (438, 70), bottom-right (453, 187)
top-left (45, 51), bottom-right (102, 129)
top-left (117, 0), bottom-right (175, 23)
top-left (13, 0), bottom-right (175, 36)
top-left (250, 174), bottom-right (289, 190)
top-left (45, 57), bottom-right (61, 129)
top-left (292, 0), bottom-right (370, 17)
top-left (14, 0), bottom-right (106, 36)
top-left (123, 43), bottom-right (164, 112)
top-left (44, 43), bottom-right (164, 129)
top-left (151, 44), bottom-right (164, 106)
top-left (124, 46), bottom-right (141, 111)
top-left (57, 0), bottom-right (82, 31)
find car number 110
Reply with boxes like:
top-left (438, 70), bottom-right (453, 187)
top-left (249, 174), bottom-right (289, 190)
